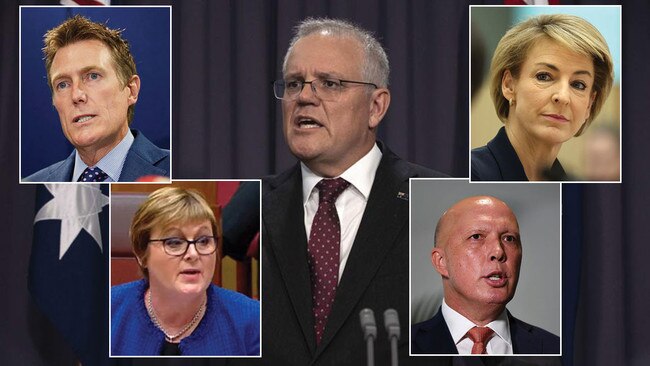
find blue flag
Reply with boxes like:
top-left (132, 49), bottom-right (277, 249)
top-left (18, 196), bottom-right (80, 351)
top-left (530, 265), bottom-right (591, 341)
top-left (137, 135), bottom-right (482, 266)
top-left (28, 184), bottom-right (110, 366)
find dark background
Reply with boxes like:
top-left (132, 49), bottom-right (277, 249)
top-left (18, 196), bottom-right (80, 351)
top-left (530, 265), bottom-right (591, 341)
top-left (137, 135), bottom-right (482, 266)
top-left (20, 6), bottom-right (171, 178)
top-left (2, 0), bottom-right (648, 365)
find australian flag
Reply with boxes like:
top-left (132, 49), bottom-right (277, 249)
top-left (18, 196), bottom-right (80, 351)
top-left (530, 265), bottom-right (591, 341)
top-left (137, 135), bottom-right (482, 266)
top-left (28, 184), bottom-right (110, 366)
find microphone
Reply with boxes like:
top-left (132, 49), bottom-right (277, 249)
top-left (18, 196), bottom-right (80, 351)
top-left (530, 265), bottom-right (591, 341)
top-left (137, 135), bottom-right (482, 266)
top-left (359, 308), bottom-right (377, 366)
top-left (384, 309), bottom-right (400, 366)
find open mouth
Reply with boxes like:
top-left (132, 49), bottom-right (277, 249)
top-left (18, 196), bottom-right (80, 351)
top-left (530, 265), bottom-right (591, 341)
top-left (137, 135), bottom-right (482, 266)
top-left (296, 117), bottom-right (323, 129)
top-left (73, 115), bottom-right (96, 123)
top-left (484, 272), bottom-right (508, 287)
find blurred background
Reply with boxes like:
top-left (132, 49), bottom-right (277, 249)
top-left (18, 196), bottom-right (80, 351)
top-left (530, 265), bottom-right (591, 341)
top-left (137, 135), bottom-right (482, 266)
top-left (3, 1), bottom-right (650, 366)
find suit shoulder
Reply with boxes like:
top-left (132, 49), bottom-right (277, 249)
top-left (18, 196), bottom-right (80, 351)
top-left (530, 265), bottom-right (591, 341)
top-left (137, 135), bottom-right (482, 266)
top-left (471, 145), bottom-right (498, 181)
top-left (510, 315), bottom-right (560, 354)
top-left (121, 130), bottom-right (170, 180)
top-left (23, 159), bottom-right (69, 182)
top-left (262, 165), bottom-right (300, 193)
top-left (406, 161), bottom-right (448, 178)
top-left (111, 280), bottom-right (145, 311)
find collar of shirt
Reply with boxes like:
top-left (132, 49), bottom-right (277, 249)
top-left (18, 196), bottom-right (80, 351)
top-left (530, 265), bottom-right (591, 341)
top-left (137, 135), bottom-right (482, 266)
top-left (441, 298), bottom-right (512, 354)
top-left (73, 129), bottom-right (134, 182)
top-left (301, 143), bottom-right (382, 204)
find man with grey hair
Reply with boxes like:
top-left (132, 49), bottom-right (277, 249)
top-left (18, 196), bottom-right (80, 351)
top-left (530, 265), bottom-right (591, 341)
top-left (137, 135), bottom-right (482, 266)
top-left (262, 17), bottom-right (446, 365)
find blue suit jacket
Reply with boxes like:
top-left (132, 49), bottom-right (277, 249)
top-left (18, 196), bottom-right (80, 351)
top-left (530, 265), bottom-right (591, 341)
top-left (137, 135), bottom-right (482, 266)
top-left (24, 129), bottom-right (169, 182)
top-left (411, 307), bottom-right (560, 355)
top-left (471, 127), bottom-right (567, 181)
top-left (111, 280), bottom-right (259, 356)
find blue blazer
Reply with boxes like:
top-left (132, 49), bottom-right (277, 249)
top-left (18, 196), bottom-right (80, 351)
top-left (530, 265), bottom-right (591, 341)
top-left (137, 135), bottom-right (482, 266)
top-left (411, 307), bottom-right (560, 355)
top-left (24, 129), bottom-right (170, 182)
top-left (471, 127), bottom-right (567, 181)
top-left (111, 280), bottom-right (260, 356)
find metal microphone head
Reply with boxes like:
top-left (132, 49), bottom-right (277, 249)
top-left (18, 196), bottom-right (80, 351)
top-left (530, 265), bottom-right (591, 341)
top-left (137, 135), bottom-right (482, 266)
top-left (383, 308), bottom-right (400, 340)
top-left (359, 308), bottom-right (377, 340)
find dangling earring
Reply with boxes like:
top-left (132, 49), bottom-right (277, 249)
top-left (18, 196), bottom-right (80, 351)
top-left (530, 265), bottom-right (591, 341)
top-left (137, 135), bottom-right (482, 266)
top-left (509, 98), bottom-right (515, 107)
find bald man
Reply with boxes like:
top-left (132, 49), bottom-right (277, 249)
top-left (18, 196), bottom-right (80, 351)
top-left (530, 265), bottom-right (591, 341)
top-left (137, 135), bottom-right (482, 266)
top-left (411, 196), bottom-right (559, 355)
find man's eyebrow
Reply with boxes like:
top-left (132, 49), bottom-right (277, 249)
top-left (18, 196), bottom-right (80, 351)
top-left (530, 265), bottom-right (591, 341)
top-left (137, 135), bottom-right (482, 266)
top-left (51, 65), bottom-right (105, 83)
top-left (535, 62), bottom-right (593, 77)
top-left (313, 71), bottom-right (345, 79)
top-left (283, 70), bottom-right (346, 80)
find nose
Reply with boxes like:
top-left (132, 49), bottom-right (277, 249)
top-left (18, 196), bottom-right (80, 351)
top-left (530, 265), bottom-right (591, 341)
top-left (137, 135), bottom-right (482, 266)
top-left (296, 81), bottom-right (319, 105)
top-left (184, 243), bottom-right (200, 260)
top-left (72, 82), bottom-right (87, 104)
top-left (552, 83), bottom-right (570, 105)
top-left (488, 238), bottom-right (506, 262)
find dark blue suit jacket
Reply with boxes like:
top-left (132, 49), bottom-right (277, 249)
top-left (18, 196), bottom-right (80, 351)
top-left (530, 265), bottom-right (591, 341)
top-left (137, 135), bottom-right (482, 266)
top-left (411, 307), bottom-right (560, 355)
top-left (24, 129), bottom-right (169, 182)
top-left (471, 127), bottom-right (567, 181)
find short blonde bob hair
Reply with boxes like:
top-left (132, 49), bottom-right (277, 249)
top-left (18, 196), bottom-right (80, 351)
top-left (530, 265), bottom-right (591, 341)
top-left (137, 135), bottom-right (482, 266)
top-left (490, 14), bottom-right (614, 136)
top-left (130, 187), bottom-right (219, 279)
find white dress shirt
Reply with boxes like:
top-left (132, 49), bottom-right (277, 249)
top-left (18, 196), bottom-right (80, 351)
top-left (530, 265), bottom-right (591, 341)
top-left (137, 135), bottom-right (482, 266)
top-left (301, 143), bottom-right (382, 282)
top-left (441, 299), bottom-right (514, 355)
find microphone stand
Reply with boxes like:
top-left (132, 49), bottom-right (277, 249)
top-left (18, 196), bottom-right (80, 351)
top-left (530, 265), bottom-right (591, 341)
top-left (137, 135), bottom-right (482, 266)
top-left (384, 309), bottom-right (400, 366)
top-left (359, 308), bottom-right (377, 366)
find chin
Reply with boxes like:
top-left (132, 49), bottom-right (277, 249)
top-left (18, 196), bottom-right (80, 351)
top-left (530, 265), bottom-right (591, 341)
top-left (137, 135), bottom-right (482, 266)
top-left (537, 127), bottom-right (575, 145)
top-left (289, 143), bottom-right (322, 162)
top-left (176, 283), bottom-right (207, 295)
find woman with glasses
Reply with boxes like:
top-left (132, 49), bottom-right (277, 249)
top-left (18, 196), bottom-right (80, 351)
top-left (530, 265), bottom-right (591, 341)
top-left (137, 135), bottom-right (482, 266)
top-left (111, 187), bottom-right (259, 356)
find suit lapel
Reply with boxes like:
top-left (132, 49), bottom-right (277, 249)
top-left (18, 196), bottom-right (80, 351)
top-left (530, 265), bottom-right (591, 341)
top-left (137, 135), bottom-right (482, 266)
top-left (119, 130), bottom-right (168, 181)
top-left (50, 151), bottom-right (75, 181)
top-left (509, 312), bottom-right (536, 354)
top-left (414, 309), bottom-right (458, 354)
top-left (263, 166), bottom-right (317, 354)
top-left (315, 149), bottom-right (411, 355)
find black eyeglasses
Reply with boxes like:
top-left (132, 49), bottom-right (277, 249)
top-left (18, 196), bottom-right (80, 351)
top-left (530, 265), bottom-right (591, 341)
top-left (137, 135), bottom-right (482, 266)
top-left (273, 78), bottom-right (378, 101)
top-left (148, 236), bottom-right (217, 256)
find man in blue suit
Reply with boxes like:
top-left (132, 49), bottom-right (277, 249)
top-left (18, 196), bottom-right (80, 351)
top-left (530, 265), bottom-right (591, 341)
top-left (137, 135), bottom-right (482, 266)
top-left (412, 196), bottom-right (559, 355)
top-left (23, 15), bottom-right (169, 182)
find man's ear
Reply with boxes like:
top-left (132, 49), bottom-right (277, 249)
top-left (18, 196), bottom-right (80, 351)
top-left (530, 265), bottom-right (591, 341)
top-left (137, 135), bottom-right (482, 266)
top-left (501, 69), bottom-right (516, 102)
top-left (126, 75), bottom-right (141, 106)
top-left (431, 247), bottom-right (449, 278)
top-left (368, 88), bottom-right (390, 129)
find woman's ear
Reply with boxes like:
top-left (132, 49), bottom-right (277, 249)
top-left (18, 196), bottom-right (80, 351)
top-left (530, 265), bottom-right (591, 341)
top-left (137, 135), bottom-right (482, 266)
top-left (501, 69), bottom-right (516, 102)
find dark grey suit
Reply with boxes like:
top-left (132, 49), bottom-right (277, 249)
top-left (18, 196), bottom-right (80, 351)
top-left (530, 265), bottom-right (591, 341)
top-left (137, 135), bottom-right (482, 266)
top-left (259, 143), bottom-right (448, 366)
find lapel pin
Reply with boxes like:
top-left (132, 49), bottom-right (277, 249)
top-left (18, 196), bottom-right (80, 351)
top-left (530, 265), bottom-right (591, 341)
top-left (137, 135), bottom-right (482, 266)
top-left (397, 192), bottom-right (409, 201)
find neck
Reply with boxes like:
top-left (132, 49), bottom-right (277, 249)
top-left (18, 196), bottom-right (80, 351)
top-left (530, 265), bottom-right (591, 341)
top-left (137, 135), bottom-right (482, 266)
top-left (445, 296), bottom-right (505, 327)
top-left (505, 123), bottom-right (560, 181)
top-left (147, 287), bottom-right (206, 337)
top-left (305, 141), bottom-right (375, 178)
top-left (77, 127), bottom-right (128, 166)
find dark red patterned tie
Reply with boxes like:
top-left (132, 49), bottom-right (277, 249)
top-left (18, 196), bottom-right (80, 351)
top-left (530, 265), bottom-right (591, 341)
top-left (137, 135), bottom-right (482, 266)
top-left (308, 178), bottom-right (350, 344)
top-left (467, 326), bottom-right (495, 354)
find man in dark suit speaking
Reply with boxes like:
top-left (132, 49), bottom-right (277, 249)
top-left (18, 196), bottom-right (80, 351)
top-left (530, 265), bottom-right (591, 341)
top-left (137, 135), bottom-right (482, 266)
top-left (23, 15), bottom-right (169, 182)
top-left (262, 18), bottom-right (446, 365)
top-left (412, 196), bottom-right (559, 355)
